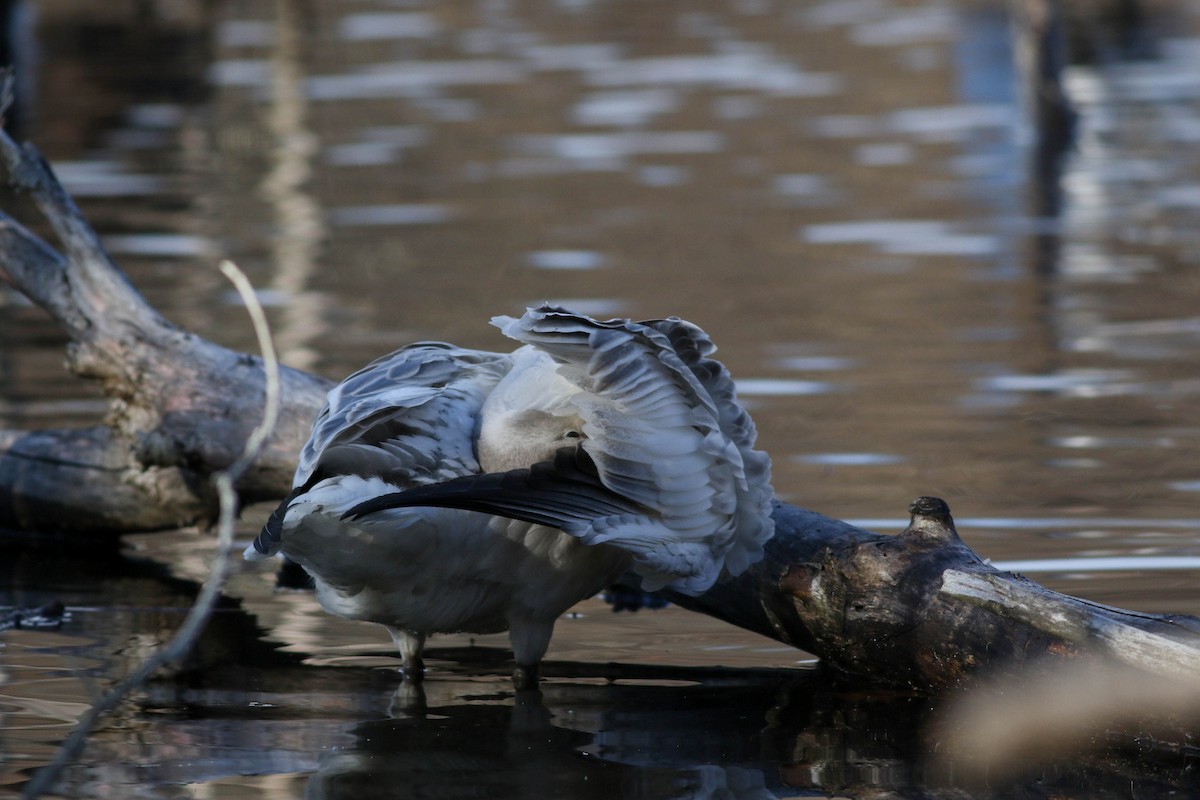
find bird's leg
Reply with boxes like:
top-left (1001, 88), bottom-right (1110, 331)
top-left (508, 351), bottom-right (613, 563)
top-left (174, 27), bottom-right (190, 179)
top-left (388, 627), bottom-right (426, 682)
top-left (508, 618), bottom-right (554, 690)
top-left (512, 662), bottom-right (540, 690)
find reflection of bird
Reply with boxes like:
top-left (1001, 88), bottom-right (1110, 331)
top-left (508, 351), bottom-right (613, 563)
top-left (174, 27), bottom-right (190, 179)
top-left (309, 680), bottom-right (789, 800)
top-left (245, 305), bottom-right (773, 686)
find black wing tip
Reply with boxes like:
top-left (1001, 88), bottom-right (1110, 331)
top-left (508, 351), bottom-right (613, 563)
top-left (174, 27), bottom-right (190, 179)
top-left (335, 446), bottom-right (643, 530)
top-left (247, 488), bottom-right (303, 558)
top-left (246, 517), bottom-right (282, 559)
top-left (341, 491), bottom-right (411, 521)
top-left (245, 529), bottom-right (279, 561)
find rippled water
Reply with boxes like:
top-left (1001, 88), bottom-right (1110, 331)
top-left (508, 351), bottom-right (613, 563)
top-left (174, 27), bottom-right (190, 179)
top-left (4, 0), bottom-right (1200, 797)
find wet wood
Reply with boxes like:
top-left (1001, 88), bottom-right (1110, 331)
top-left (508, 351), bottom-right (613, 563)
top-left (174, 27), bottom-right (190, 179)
top-left (3, 121), bottom-right (1200, 691)
top-left (663, 497), bottom-right (1200, 687)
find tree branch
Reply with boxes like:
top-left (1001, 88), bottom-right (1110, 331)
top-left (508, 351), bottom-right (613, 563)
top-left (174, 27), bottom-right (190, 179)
top-left (0, 122), bottom-right (329, 532)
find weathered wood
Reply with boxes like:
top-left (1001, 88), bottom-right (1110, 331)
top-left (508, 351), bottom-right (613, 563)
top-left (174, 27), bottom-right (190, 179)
top-left (3, 118), bottom-right (1200, 692)
top-left (941, 569), bottom-right (1200, 677)
top-left (0, 426), bottom-right (213, 533)
top-left (0, 126), bottom-right (330, 533)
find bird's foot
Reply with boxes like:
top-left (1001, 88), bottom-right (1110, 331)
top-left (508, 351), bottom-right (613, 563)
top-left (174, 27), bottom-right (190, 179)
top-left (388, 628), bottom-right (427, 683)
top-left (401, 655), bottom-right (425, 683)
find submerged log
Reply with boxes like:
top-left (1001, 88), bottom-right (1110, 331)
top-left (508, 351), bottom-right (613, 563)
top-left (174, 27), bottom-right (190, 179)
top-left (2, 122), bottom-right (1200, 691)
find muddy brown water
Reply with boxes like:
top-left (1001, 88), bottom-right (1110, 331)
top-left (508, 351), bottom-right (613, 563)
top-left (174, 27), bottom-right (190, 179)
top-left (4, 1), bottom-right (1200, 797)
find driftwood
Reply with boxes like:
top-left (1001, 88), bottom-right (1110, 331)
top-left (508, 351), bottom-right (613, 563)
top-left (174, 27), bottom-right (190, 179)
top-left (3, 123), bottom-right (1200, 692)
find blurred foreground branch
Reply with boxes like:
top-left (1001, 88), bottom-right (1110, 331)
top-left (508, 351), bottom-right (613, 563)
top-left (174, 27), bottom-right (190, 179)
top-left (19, 260), bottom-right (283, 800)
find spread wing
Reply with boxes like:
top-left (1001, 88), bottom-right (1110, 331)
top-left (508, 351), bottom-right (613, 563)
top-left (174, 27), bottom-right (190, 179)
top-left (246, 342), bottom-right (511, 559)
top-left (641, 315), bottom-right (774, 577)
top-left (295, 343), bottom-right (511, 486)
top-left (346, 305), bottom-right (776, 595)
top-left (499, 306), bottom-right (774, 592)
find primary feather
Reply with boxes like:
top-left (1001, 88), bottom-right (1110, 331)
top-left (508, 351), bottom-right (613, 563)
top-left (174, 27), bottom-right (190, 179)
top-left (246, 305), bottom-right (774, 685)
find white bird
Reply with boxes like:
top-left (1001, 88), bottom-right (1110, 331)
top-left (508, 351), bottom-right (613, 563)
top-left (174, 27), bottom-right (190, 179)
top-left (245, 305), bottom-right (774, 687)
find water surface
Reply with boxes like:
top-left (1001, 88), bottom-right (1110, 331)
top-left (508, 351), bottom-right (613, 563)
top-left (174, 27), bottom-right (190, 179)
top-left (4, 0), bottom-right (1200, 796)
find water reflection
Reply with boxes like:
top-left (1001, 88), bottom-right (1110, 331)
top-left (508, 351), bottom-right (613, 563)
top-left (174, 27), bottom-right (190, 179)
top-left (327, 203), bottom-right (454, 226)
top-left (771, 355), bottom-right (854, 371)
top-left (312, 680), bottom-right (813, 800)
top-left (583, 52), bottom-right (842, 97)
top-left (793, 452), bottom-right (904, 466)
top-left (975, 368), bottom-right (1138, 396)
top-left (803, 219), bottom-right (1000, 256)
top-left (307, 61), bottom-right (525, 100)
top-left (100, 234), bottom-right (213, 257)
top-left (338, 13), bottom-right (441, 41)
top-left (325, 126), bottom-right (429, 167)
top-left (509, 131), bottom-right (726, 169)
top-left (993, 555), bottom-right (1200, 573)
top-left (573, 88), bottom-right (680, 127)
top-left (53, 160), bottom-right (167, 197)
top-left (33, 655), bottom-right (1200, 800)
top-left (770, 173), bottom-right (830, 201)
top-left (735, 378), bottom-right (834, 397)
top-left (526, 249), bottom-right (607, 270)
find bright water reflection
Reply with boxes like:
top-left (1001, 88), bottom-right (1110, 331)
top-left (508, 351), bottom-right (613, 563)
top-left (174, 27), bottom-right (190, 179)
top-left (4, 0), bottom-right (1200, 797)
top-left (993, 555), bottom-right (1200, 573)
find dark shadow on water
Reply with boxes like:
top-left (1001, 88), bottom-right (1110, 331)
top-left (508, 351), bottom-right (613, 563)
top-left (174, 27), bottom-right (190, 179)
top-left (297, 664), bottom-right (1200, 800)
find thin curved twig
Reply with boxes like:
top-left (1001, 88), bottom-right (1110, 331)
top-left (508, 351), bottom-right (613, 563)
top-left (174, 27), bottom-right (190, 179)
top-left (20, 261), bottom-right (282, 800)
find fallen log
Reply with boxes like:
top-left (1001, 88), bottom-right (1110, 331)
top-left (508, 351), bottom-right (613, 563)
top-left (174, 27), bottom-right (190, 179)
top-left (2, 121), bottom-right (1200, 692)
top-left (662, 497), bottom-right (1200, 688)
top-left (0, 124), bottom-right (329, 534)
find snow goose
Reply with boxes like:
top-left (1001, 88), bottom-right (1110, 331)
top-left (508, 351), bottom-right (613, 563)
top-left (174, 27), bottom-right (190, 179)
top-left (245, 305), bottom-right (774, 687)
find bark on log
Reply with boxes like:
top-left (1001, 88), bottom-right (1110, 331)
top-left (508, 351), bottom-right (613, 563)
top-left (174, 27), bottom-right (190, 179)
top-left (661, 498), bottom-right (1200, 688)
top-left (3, 122), bottom-right (1200, 691)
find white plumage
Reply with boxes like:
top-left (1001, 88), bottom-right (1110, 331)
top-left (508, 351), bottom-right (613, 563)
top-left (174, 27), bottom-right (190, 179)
top-left (246, 305), bottom-right (774, 686)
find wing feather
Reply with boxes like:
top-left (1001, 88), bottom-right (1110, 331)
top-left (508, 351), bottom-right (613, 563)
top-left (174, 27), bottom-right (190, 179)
top-left (489, 305), bottom-right (774, 593)
top-left (247, 342), bottom-right (511, 559)
top-left (296, 343), bottom-right (510, 487)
